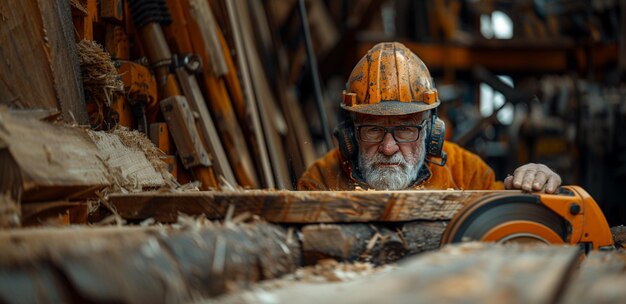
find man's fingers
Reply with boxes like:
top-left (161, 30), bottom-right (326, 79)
top-left (512, 167), bottom-right (527, 188)
top-left (532, 171), bottom-right (548, 191)
top-left (521, 170), bottom-right (536, 192)
top-left (504, 175), bottom-right (513, 189)
top-left (545, 175), bottom-right (561, 193)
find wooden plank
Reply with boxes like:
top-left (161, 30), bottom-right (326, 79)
top-left (216, 243), bottom-right (581, 304)
top-left (0, 110), bottom-right (172, 203)
top-left (234, 0), bottom-right (291, 189)
top-left (38, 0), bottom-right (89, 124)
top-left (0, 0), bottom-right (59, 111)
top-left (20, 201), bottom-right (89, 226)
top-left (559, 251), bottom-right (626, 304)
top-left (0, 110), bottom-right (110, 202)
top-left (180, 0), bottom-right (259, 188)
top-left (0, 224), bottom-right (300, 302)
top-left (108, 190), bottom-right (503, 223)
top-left (224, 0), bottom-right (275, 188)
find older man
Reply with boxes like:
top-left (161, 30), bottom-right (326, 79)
top-left (297, 42), bottom-right (561, 192)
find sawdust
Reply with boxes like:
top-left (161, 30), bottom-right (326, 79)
top-left (76, 40), bottom-right (124, 130)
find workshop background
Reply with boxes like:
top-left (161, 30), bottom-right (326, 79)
top-left (2, 0), bottom-right (626, 303)
top-left (276, 0), bottom-right (626, 226)
top-left (1, 0), bottom-right (624, 226)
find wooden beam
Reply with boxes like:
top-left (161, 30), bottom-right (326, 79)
top-left (108, 190), bottom-right (507, 223)
top-left (1, 0), bottom-right (87, 123)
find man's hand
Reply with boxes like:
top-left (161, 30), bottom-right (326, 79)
top-left (503, 163), bottom-right (562, 193)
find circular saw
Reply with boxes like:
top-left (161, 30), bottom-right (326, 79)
top-left (440, 186), bottom-right (614, 250)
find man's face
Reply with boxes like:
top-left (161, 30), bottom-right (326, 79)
top-left (355, 112), bottom-right (430, 190)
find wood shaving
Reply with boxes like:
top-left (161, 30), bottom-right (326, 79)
top-left (76, 40), bottom-right (123, 130)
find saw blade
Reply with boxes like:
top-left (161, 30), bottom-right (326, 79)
top-left (441, 195), bottom-right (570, 244)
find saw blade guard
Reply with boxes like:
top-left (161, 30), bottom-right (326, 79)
top-left (440, 186), bottom-right (613, 250)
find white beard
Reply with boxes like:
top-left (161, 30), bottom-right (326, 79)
top-left (358, 148), bottom-right (425, 190)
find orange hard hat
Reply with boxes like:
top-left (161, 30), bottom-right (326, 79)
top-left (342, 42), bottom-right (439, 115)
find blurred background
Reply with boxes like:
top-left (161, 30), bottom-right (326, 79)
top-left (267, 0), bottom-right (626, 225)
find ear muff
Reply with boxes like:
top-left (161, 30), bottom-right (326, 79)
top-left (334, 111), bottom-right (447, 166)
top-left (333, 121), bottom-right (358, 161)
top-left (426, 115), bottom-right (447, 166)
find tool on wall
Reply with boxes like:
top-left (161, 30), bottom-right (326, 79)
top-left (128, 0), bottom-right (218, 189)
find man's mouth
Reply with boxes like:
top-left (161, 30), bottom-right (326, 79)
top-left (375, 162), bottom-right (403, 168)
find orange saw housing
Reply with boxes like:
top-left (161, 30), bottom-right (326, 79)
top-left (441, 185), bottom-right (614, 250)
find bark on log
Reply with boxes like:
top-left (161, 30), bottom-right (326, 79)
top-left (301, 221), bottom-right (449, 265)
top-left (401, 221), bottom-right (448, 255)
top-left (108, 190), bottom-right (505, 223)
top-left (0, 223), bottom-right (300, 303)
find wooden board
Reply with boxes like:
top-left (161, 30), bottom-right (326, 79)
top-left (0, 0), bottom-right (88, 123)
top-left (108, 190), bottom-right (505, 223)
top-left (0, 224), bottom-right (299, 303)
top-left (0, 110), bottom-right (110, 202)
top-left (0, 110), bottom-right (169, 203)
top-left (0, 0), bottom-right (59, 111)
top-left (559, 251), bottom-right (626, 303)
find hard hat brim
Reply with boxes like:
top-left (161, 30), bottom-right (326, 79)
top-left (341, 100), bottom-right (440, 116)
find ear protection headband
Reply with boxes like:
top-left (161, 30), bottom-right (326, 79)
top-left (334, 110), bottom-right (447, 166)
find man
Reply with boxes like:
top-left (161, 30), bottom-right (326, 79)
top-left (297, 42), bottom-right (561, 192)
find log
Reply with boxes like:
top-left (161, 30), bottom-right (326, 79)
top-left (215, 243), bottom-right (582, 304)
top-left (301, 223), bottom-right (409, 265)
top-left (108, 190), bottom-right (502, 223)
top-left (0, 223), bottom-right (300, 303)
top-left (301, 224), bottom-right (375, 264)
top-left (559, 251), bottom-right (626, 303)
top-left (401, 221), bottom-right (448, 254)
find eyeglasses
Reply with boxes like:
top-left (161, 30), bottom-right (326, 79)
top-left (356, 120), bottom-right (428, 143)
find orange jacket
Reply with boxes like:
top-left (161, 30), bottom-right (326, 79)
top-left (297, 141), bottom-right (504, 191)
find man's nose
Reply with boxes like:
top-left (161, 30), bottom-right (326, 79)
top-left (379, 132), bottom-right (399, 156)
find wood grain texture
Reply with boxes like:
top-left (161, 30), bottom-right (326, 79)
top-left (216, 243), bottom-right (581, 304)
top-left (0, 224), bottom-right (300, 303)
top-left (108, 190), bottom-right (503, 223)
top-left (38, 0), bottom-right (88, 124)
top-left (559, 251), bottom-right (626, 304)
top-left (302, 223), bottom-right (409, 265)
top-left (0, 0), bottom-right (59, 110)
top-left (0, 110), bottom-right (110, 202)
top-left (180, 0), bottom-right (259, 188)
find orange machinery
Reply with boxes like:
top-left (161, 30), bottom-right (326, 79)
top-left (441, 185), bottom-right (614, 251)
